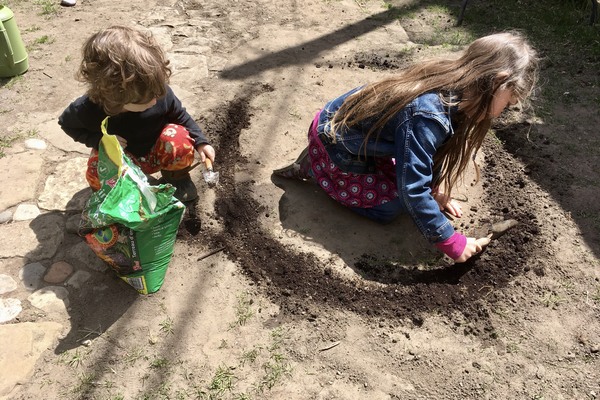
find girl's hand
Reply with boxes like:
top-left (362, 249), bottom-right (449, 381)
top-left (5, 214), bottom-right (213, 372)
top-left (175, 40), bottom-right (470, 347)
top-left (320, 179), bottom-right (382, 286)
top-left (196, 144), bottom-right (216, 163)
top-left (433, 191), bottom-right (463, 218)
top-left (454, 236), bottom-right (491, 263)
top-left (115, 135), bottom-right (127, 147)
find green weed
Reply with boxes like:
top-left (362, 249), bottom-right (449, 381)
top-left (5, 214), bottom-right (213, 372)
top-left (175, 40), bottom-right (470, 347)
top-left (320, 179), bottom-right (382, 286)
top-left (159, 316), bottom-right (175, 335)
top-left (231, 292), bottom-right (254, 327)
top-left (541, 291), bottom-right (565, 307)
top-left (35, 0), bottom-right (58, 15)
top-left (240, 347), bottom-right (261, 366)
top-left (207, 365), bottom-right (235, 396)
top-left (150, 356), bottom-right (169, 369)
top-left (70, 372), bottom-right (95, 394)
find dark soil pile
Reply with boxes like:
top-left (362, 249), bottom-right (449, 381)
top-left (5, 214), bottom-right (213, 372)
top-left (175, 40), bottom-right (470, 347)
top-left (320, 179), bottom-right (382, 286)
top-left (179, 79), bottom-right (553, 344)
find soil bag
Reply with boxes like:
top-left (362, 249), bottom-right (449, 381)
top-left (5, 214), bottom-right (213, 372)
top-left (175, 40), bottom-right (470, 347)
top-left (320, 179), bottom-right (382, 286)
top-left (80, 118), bottom-right (185, 294)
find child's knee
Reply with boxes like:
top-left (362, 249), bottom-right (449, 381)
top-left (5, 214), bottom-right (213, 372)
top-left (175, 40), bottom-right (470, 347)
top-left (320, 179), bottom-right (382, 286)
top-left (160, 124), bottom-right (192, 143)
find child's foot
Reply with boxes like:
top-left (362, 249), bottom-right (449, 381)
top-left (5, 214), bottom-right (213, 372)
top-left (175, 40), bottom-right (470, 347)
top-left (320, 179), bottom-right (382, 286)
top-left (273, 147), bottom-right (311, 180)
top-left (160, 170), bottom-right (198, 203)
top-left (60, 0), bottom-right (76, 6)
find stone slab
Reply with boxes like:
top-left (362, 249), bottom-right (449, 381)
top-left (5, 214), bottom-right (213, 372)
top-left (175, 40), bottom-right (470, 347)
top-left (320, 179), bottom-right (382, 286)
top-left (37, 118), bottom-right (89, 154)
top-left (12, 204), bottom-right (41, 222)
top-left (28, 286), bottom-right (70, 313)
top-left (0, 215), bottom-right (64, 259)
top-left (0, 152), bottom-right (43, 211)
top-left (38, 157), bottom-right (90, 211)
top-left (0, 298), bottom-right (22, 323)
top-left (0, 321), bottom-right (63, 398)
top-left (19, 262), bottom-right (46, 292)
top-left (66, 241), bottom-right (108, 272)
top-left (0, 275), bottom-right (17, 295)
top-left (44, 261), bottom-right (74, 283)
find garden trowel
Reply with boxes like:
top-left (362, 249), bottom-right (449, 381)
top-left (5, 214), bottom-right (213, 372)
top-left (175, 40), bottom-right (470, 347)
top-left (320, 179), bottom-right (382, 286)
top-left (203, 158), bottom-right (219, 187)
top-left (474, 219), bottom-right (519, 241)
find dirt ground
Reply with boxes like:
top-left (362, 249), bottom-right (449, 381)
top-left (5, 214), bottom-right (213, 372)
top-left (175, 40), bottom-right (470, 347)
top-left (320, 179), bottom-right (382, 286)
top-left (2, 0), bottom-right (600, 399)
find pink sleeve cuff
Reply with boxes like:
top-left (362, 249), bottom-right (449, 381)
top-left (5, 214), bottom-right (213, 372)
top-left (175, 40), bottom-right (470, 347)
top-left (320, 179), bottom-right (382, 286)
top-left (434, 232), bottom-right (467, 260)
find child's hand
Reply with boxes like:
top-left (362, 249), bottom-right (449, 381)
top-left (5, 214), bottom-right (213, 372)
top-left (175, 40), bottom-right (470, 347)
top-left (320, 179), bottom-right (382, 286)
top-left (454, 236), bottom-right (491, 262)
top-left (433, 191), bottom-right (463, 218)
top-left (196, 144), bottom-right (215, 163)
top-left (115, 135), bottom-right (127, 147)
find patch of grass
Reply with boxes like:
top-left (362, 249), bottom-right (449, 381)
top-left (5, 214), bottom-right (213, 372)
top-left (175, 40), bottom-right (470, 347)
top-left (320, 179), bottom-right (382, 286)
top-left (35, 0), bottom-right (58, 15)
top-left (159, 316), bottom-right (175, 335)
top-left (71, 372), bottom-right (96, 395)
top-left (541, 291), bottom-right (565, 307)
top-left (253, 327), bottom-right (293, 393)
top-left (27, 35), bottom-right (54, 52)
top-left (230, 292), bottom-right (254, 328)
top-left (25, 25), bottom-right (42, 32)
top-left (2, 75), bottom-right (24, 90)
top-left (255, 353), bottom-right (292, 393)
top-left (57, 349), bottom-right (86, 368)
top-left (240, 347), bottom-right (261, 366)
top-left (207, 365), bottom-right (236, 396)
top-left (150, 356), bottom-right (169, 370)
top-left (0, 129), bottom-right (40, 158)
top-left (123, 345), bottom-right (145, 365)
top-left (591, 287), bottom-right (600, 304)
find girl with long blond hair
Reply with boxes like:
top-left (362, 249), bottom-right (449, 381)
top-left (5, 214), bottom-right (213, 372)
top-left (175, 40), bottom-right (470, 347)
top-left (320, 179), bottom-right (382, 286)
top-left (274, 32), bottom-right (539, 262)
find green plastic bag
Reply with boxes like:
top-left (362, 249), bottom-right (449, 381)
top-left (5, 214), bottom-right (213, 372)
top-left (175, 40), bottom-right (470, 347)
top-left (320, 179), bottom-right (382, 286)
top-left (81, 118), bottom-right (185, 294)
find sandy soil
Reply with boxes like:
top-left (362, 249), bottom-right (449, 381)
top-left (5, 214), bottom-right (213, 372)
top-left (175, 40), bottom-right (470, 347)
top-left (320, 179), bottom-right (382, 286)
top-left (2, 0), bottom-right (600, 399)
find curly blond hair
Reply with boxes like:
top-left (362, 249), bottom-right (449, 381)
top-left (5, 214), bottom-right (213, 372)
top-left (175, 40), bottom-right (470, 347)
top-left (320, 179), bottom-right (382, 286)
top-left (77, 25), bottom-right (171, 115)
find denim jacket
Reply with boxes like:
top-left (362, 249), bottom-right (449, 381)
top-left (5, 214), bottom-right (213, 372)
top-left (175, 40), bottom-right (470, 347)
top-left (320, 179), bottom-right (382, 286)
top-left (316, 88), bottom-right (456, 243)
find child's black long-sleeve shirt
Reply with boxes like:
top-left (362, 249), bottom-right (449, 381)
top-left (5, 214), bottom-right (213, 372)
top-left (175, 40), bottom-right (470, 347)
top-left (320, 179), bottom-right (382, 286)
top-left (58, 85), bottom-right (209, 157)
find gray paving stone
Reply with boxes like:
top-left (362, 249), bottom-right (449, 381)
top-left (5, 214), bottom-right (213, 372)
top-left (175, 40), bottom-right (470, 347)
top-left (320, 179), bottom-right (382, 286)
top-left (0, 215), bottom-right (64, 259)
top-left (24, 138), bottom-right (47, 150)
top-left (65, 270), bottom-right (92, 290)
top-left (28, 286), bottom-right (70, 313)
top-left (12, 204), bottom-right (41, 221)
top-left (0, 210), bottom-right (12, 223)
top-left (0, 298), bottom-right (22, 323)
top-left (18, 262), bottom-right (46, 291)
top-left (0, 275), bottom-right (18, 295)
top-left (38, 157), bottom-right (90, 211)
top-left (0, 152), bottom-right (43, 211)
top-left (65, 213), bottom-right (82, 234)
top-left (37, 118), bottom-right (89, 154)
top-left (169, 53), bottom-right (209, 83)
top-left (66, 241), bottom-right (109, 272)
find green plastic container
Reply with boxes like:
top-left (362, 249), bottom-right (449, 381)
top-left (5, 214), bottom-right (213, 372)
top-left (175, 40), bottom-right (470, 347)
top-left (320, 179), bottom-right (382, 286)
top-left (0, 5), bottom-right (29, 78)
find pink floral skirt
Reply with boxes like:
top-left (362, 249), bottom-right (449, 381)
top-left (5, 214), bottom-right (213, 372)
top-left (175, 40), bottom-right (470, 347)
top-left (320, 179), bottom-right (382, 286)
top-left (308, 112), bottom-right (399, 208)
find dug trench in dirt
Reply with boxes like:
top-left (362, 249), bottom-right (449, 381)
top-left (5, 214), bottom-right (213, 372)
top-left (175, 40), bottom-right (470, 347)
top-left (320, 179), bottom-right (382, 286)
top-left (177, 83), bottom-right (548, 343)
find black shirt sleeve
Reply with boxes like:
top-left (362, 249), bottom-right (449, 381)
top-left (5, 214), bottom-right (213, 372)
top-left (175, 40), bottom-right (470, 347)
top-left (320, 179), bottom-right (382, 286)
top-left (164, 86), bottom-right (209, 148)
top-left (58, 96), bottom-right (105, 150)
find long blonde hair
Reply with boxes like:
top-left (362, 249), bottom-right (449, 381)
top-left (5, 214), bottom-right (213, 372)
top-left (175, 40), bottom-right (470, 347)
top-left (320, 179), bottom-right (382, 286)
top-left (331, 31), bottom-right (539, 195)
top-left (78, 26), bottom-right (172, 115)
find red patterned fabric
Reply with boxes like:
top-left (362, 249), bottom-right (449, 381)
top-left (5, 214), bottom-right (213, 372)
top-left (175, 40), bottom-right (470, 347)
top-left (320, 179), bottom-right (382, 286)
top-left (86, 124), bottom-right (196, 191)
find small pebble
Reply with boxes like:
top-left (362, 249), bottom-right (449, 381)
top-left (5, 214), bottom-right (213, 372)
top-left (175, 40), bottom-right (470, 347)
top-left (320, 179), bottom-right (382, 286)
top-left (13, 204), bottom-right (41, 221)
top-left (24, 138), bottom-right (47, 150)
top-left (0, 210), bottom-right (12, 224)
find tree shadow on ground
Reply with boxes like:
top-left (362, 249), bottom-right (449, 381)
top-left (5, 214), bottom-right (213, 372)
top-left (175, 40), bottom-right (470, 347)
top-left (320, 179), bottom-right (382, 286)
top-left (24, 193), bottom-right (139, 354)
top-left (219, 0), bottom-right (600, 264)
top-left (270, 175), bottom-right (475, 285)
